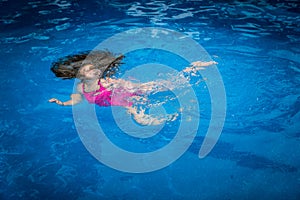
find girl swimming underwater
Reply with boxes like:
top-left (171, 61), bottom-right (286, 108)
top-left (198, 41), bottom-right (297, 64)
top-left (49, 50), bottom-right (217, 125)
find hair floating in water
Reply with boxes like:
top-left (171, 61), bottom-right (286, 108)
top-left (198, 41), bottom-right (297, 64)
top-left (50, 50), bottom-right (124, 79)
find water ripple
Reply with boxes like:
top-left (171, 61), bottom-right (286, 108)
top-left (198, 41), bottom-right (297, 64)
top-left (107, 0), bottom-right (299, 41)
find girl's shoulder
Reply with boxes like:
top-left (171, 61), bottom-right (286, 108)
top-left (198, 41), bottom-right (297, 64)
top-left (77, 82), bottom-right (84, 94)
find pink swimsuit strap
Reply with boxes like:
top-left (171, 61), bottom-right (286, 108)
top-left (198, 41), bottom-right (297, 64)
top-left (82, 80), bottom-right (112, 106)
top-left (82, 79), bottom-right (135, 107)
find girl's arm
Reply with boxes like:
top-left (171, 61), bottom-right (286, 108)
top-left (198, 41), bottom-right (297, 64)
top-left (183, 61), bottom-right (217, 73)
top-left (107, 61), bottom-right (217, 91)
top-left (48, 93), bottom-right (82, 106)
top-left (107, 78), bottom-right (157, 92)
top-left (49, 83), bottom-right (83, 106)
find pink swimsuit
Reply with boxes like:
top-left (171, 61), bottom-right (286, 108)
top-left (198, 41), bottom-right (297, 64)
top-left (82, 80), bottom-right (136, 107)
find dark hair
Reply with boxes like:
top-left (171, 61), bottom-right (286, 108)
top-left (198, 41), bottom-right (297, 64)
top-left (50, 50), bottom-right (124, 79)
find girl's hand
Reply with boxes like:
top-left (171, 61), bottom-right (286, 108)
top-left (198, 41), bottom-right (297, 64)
top-left (183, 60), bottom-right (218, 74)
top-left (48, 98), bottom-right (64, 106)
top-left (191, 60), bottom-right (218, 67)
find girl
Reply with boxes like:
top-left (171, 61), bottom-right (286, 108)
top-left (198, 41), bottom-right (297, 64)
top-left (49, 50), bottom-right (217, 125)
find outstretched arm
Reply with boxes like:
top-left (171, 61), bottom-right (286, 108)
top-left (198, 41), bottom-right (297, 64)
top-left (183, 60), bottom-right (218, 73)
top-left (106, 60), bottom-right (217, 94)
top-left (106, 78), bottom-right (158, 93)
top-left (49, 93), bottom-right (82, 106)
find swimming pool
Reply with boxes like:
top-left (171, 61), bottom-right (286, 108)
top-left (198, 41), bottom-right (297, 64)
top-left (1, 0), bottom-right (299, 199)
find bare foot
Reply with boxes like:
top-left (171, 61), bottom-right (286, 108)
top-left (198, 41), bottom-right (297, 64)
top-left (126, 106), bottom-right (178, 126)
top-left (166, 113), bottom-right (179, 121)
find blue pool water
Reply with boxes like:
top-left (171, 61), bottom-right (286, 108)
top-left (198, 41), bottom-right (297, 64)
top-left (1, 0), bottom-right (300, 199)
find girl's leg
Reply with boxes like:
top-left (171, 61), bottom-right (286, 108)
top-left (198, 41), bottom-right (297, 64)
top-left (126, 106), bottom-right (178, 126)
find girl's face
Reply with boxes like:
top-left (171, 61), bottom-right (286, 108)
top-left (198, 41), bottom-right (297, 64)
top-left (79, 64), bottom-right (101, 79)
